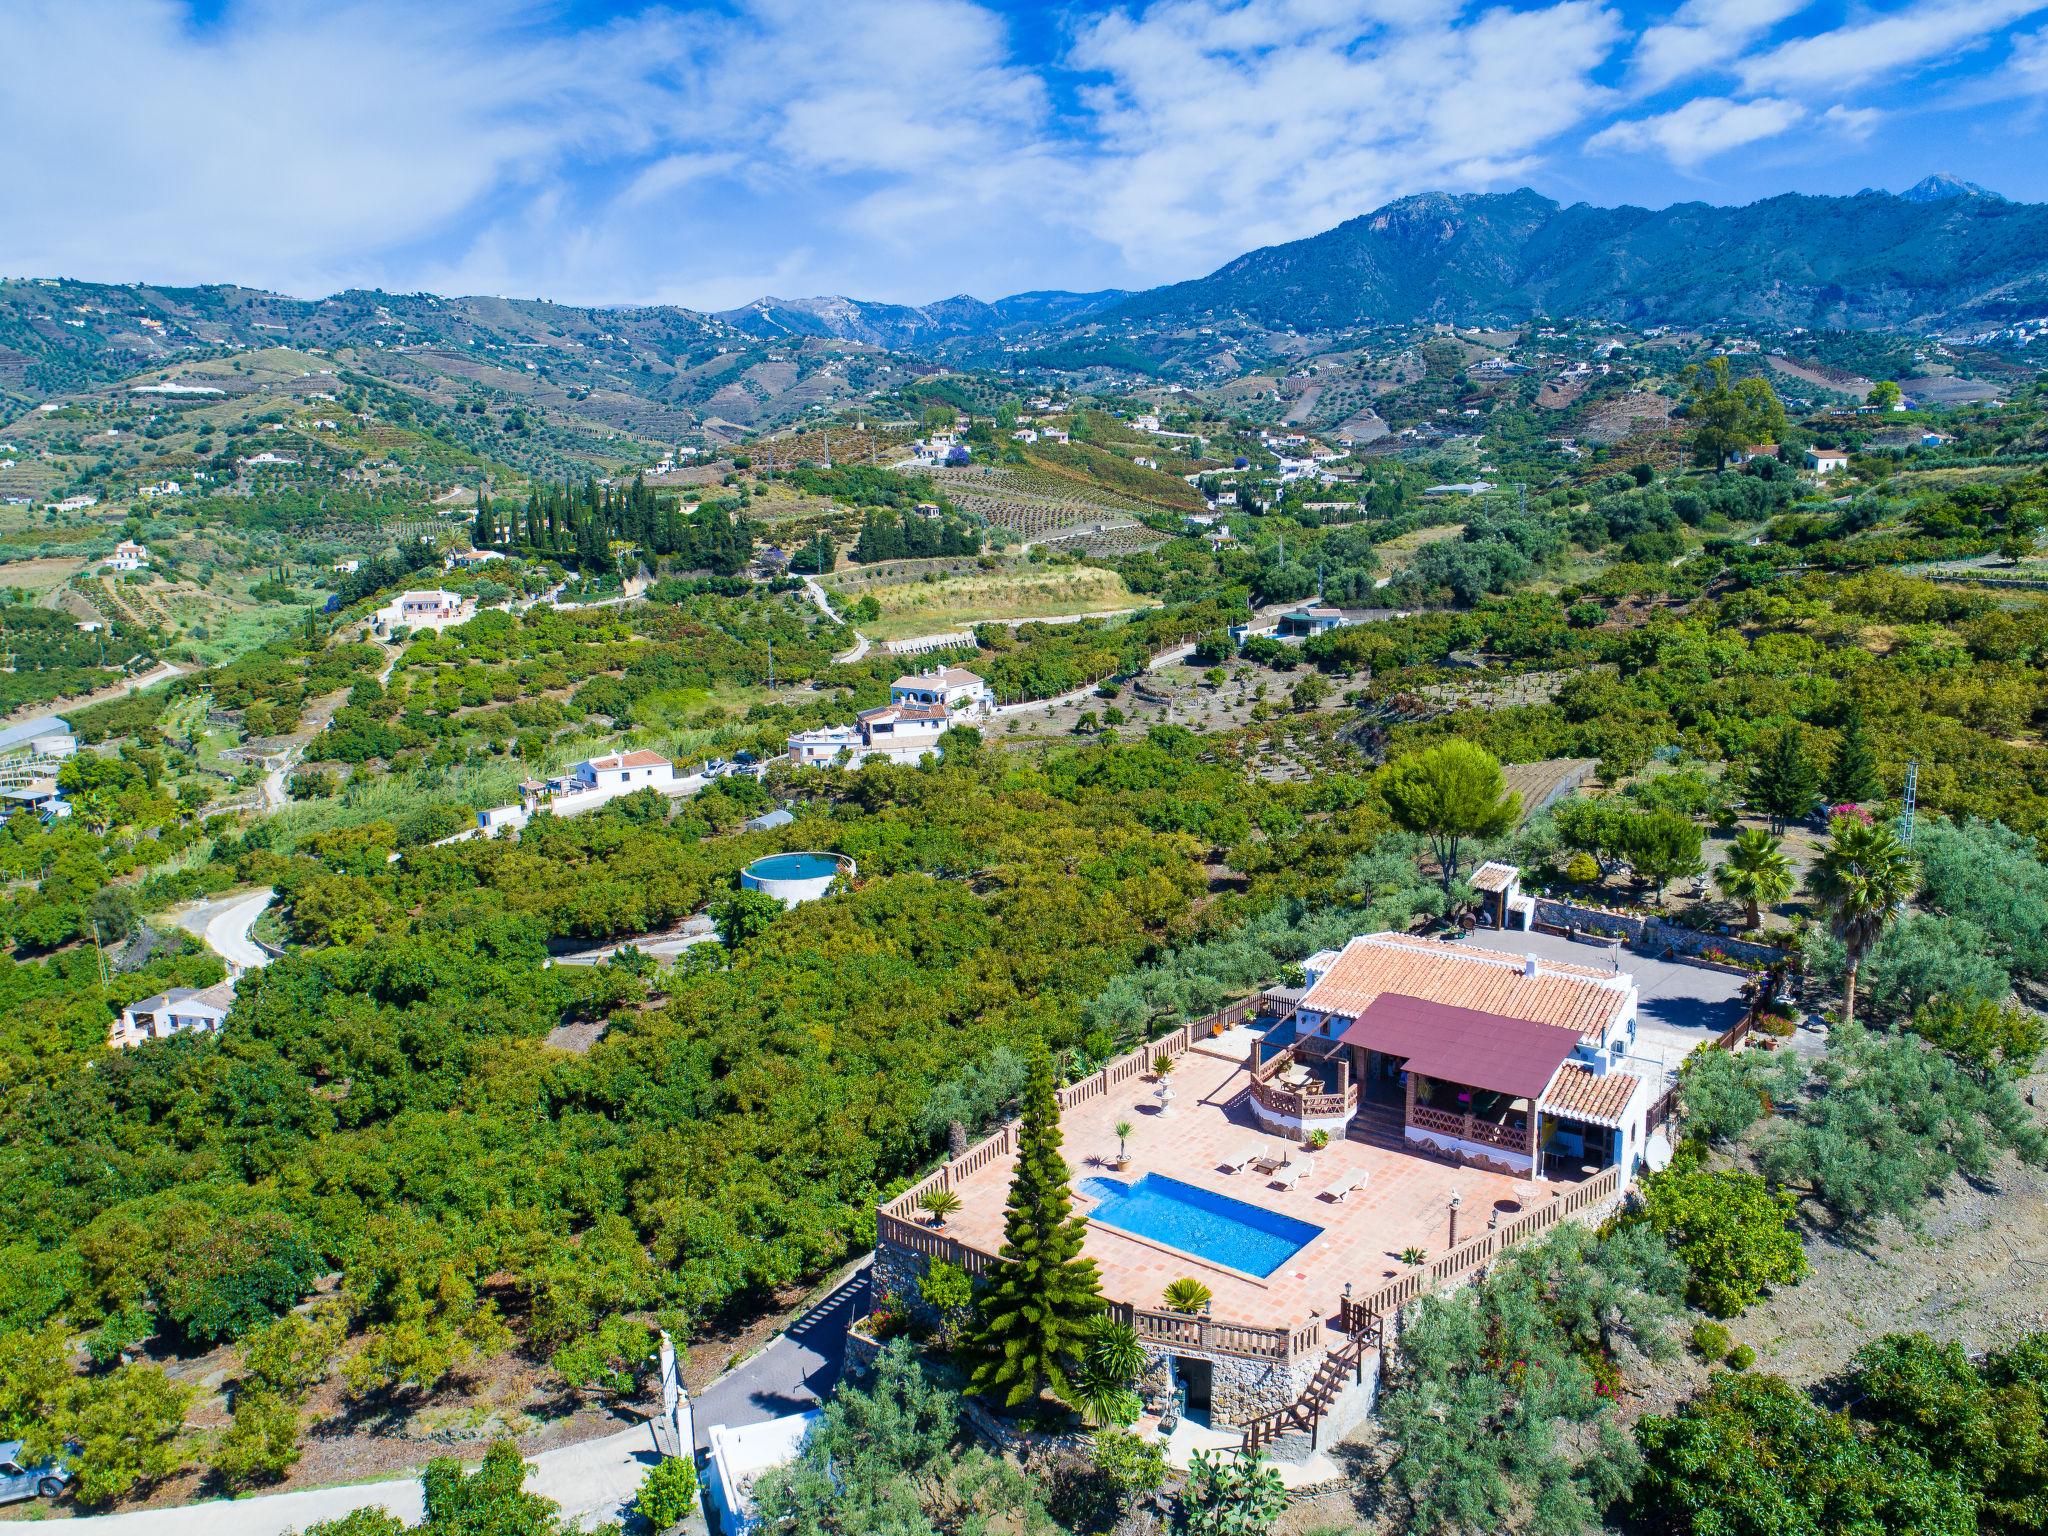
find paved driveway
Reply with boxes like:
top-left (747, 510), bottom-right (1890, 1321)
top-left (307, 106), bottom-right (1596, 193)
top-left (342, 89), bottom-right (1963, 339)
top-left (52, 1267), bottom-right (870, 1536)
top-left (1455, 927), bottom-right (1750, 1074)
top-left (692, 1264), bottom-right (868, 1450)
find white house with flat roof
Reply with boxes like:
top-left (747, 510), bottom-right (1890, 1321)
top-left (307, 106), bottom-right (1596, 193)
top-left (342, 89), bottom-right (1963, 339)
top-left (889, 666), bottom-right (992, 714)
top-left (705, 1409), bottom-right (821, 1535)
top-left (377, 590), bottom-right (475, 632)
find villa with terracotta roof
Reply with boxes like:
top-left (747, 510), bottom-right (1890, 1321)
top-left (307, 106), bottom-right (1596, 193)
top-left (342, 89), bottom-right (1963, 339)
top-left (875, 909), bottom-right (1724, 1457)
top-left (1271, 932), bottom-right (1652, 1176)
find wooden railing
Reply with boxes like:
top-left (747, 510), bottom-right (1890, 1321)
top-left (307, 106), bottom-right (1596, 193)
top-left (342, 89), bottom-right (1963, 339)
top-left (1111, 1303), bottom-right (1306, 1362)
top-left (1250, 1045), bottom-right (1355, 1123)
top-left (1240, 1321), bottom-right (1373, 1452)
top-left (1408, 1103), bottom-right (1530, 1152)
top-left (1339, 1161), bottom-right (1627, 1333)
top-left (878, 992), bottom-right (1326, 1365)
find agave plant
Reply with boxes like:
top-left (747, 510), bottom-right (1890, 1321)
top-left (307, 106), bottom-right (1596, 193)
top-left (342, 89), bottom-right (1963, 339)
top-left (1163, 1277), bottom-right (1213, 1315)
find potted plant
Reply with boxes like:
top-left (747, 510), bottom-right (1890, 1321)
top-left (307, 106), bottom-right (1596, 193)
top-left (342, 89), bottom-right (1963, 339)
top-left (1152, 1051), bottom-right (1175, 1080)
top-left (1305, 1128), bottom-right (1330, 1151)
top-left (1163, 1278), bottom-right (1212, 1315)
top-left (917, 1187), bottom-right (962, 1227)
top-left (1113, 1119), bottom-right (1134, 1168)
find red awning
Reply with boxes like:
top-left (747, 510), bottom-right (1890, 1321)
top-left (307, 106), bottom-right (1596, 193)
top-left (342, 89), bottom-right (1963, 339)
top-left (1335, 992), bottom-right (1579, 1100)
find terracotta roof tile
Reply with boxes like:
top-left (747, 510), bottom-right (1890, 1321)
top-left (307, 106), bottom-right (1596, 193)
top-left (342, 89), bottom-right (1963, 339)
top-left (1471, 862), bottom-right (1518, 893)
top-left (1538, 1064), bottom-right (1643, 1128)
top-left (1302, 933), bottom-right (1629, 1043)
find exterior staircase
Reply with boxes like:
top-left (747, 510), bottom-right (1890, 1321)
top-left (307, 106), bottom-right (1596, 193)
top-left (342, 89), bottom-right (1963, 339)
top-left (1346, 1101), bottom-right (1407, 1151)
top-left (1239, 1320), bottom-right (1379, 1459)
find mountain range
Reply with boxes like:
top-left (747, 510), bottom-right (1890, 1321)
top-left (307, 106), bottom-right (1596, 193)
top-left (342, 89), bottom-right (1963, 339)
top-left (714, 290), bottom-right (1123, 350)
top-left (4, 177), bottom-right (2042, 427)
top-left (1099, 177), bottom-right (2045, 335)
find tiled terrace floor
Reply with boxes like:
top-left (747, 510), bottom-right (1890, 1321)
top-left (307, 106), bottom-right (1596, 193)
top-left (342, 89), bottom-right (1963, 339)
top-left (939, 1027), bottom-right (1557, 1332)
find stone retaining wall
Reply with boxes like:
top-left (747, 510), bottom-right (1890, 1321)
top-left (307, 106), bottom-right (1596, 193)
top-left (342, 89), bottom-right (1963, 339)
top-left (1530, 898), bottom-right (1789, 971)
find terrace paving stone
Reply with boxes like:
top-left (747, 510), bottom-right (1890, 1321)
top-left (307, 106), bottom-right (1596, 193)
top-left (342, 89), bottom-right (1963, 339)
top-left (940, 1027), bottom-right (1554, 1333)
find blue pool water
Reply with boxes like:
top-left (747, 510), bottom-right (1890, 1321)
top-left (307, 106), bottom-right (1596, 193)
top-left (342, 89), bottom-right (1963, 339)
top-left (745, 852), bottom-right (843, 881)
top-left (1077, 1173), bottom-right (1322, 1278)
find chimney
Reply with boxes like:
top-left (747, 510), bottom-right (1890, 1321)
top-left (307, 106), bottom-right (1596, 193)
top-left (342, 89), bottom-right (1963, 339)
top-left (1523, 954), bottom-right (1540, 978)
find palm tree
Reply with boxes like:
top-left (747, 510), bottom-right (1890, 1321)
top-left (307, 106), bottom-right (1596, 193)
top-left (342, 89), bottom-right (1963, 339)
top-left (1807, 815), bottom-right (1917, 1027)
top-left (1113, 1120), bottom-right (1134, 1166)
top-left (1715, 828), bottom-right (1794, 929)
top-left (1070, 1321), bottom-right (1147, 1428)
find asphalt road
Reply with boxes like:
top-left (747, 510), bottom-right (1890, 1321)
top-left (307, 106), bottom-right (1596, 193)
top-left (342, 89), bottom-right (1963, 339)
top-left (47, 1266), bottom-right (870, 1536)
top-left (171, 888), bottom-right (275, 975)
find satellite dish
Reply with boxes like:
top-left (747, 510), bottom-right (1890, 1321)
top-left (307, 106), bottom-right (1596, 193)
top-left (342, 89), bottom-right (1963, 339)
top-left (1643, 1128), bottom-right (1674, 1173)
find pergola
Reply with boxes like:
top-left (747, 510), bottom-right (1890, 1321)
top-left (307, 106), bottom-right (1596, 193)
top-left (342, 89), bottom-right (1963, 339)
top-left (1335, 993), bottom-right (1582, 1169)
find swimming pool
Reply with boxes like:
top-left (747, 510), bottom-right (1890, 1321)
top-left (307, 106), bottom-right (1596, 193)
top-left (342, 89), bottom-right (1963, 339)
top-left (1077, 1173), bottom-right (1322, 1278)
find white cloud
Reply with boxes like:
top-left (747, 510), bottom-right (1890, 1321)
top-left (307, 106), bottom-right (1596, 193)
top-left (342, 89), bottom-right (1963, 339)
top-left (1740, 0), bottom-right (2046, 92)
top-left (1631, 0), bottom-right (1809, 92)
top-left (1818, 103), bottom-right (1883, 141)
top-left (0, 0), bottom-right (683, 294)
top-left (1588, 94), bottom-right (1807, 164)
top-left (1063, 0), bottom-right (1622, 273)
top-left (0, 0), bottom-right (2031, 308)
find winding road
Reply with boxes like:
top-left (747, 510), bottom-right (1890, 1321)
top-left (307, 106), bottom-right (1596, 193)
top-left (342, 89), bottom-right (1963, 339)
top-left (172, 888), bottom-right (275, 975)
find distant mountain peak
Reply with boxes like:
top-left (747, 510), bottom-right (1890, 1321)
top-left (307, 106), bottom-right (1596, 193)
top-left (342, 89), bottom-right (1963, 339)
top-left (713, 288), bottom-right (1123, 351)
top-left (1107, 181), bottom-right (2048, 334)
top-left (1897, 174), bottom-right (2006, 203)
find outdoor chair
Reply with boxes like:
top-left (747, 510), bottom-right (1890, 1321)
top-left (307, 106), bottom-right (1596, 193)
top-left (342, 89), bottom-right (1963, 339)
top-left (1320, 1171), bottom-right (1366, 1202)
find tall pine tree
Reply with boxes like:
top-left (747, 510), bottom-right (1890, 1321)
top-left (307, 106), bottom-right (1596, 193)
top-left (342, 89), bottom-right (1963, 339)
top-left (1827, 708), bottom-right (1882, 805)
top-left (1747, 724), bottom-right (1822, 835)
top-left (967, 1036), bottom-right (1104, 1410)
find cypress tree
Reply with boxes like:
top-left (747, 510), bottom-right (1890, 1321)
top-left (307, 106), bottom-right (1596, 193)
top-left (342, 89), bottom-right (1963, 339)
top-left (967, 1035), bottom-right (1104, 1410)
top-left (1828, 708), bottom-right (1882, 805)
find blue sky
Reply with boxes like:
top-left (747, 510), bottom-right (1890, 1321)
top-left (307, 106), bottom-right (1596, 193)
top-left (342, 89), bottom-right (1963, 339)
top-left (5, 0), bottom-right (2048, 310)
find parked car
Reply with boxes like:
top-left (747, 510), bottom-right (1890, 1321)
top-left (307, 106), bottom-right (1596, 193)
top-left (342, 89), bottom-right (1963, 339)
top-left (0, 1441), bottom-right (70, 1504)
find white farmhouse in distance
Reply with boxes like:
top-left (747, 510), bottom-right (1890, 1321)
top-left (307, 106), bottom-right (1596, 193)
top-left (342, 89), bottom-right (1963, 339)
top-left (376, 589), bottom-right (476, 633)
top-left (106, 540), bottom-right (149, 571)
top-left (890, 666), bottom-right (993, 714)
top-left (789, 667), bottom-right (991, 769)
top-left (574, 749), bottom-right (676, 793)
top-left (111, 982), bottom-right (236, 1049)
top-left (473, 750), bottom-right (698, 837)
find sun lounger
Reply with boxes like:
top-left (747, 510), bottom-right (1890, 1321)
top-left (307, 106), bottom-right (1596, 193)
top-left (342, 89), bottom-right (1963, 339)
top-left (1320, 1171), bottom-right (1366, 1202)
top-left (1273, 1156), bottom-right (1313, 1192)
top-left (1228, 1143), bottom-right (1265, 1171)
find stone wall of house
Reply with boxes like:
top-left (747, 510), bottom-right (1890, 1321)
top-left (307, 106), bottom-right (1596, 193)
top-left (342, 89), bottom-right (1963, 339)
top-left (873, 1239), bottom-right (938, 1328)
top-left (1531, 899), bottom-right (1789, 971)
top-left (1141, 1344), bottom-right (1320, 1427)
